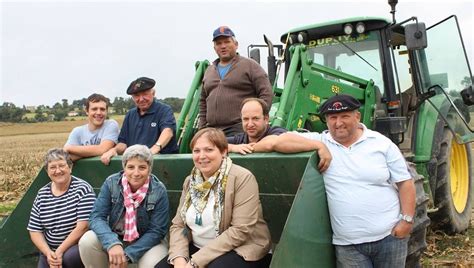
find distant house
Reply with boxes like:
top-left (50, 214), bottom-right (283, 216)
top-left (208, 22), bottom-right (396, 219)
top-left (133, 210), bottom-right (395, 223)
top-left (26, 106), bottom-right (36, 113)
top-left (68, 111), bottom-right (79, 117)
top-left (108, 107), bottom-right (115, 114)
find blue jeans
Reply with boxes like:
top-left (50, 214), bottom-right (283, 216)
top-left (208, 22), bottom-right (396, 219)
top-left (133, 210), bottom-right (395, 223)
top-left (335, 235), bottom-right (408, 268)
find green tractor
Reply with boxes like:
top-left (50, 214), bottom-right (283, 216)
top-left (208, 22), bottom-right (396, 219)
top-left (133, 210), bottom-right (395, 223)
top-left (176, 0), bottom-right (473, 266)
top-left (1, 1), bottom-right (472, 267)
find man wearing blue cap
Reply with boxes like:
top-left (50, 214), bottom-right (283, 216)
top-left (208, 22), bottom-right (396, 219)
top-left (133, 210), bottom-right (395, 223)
top-left (101, 77), bottom-right (178, 165)
top-left (199, 26), bottom-right (273, 137)
top-left (254, 94), bottom-right (415, 267)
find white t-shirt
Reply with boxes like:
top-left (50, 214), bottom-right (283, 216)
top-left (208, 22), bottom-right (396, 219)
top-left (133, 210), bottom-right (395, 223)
top-left (297, 124), bottom-right (411, 245)
top-left (65, 119), bottom-right (119, 146)
top-left (186, 191), bottom-right (217, 248)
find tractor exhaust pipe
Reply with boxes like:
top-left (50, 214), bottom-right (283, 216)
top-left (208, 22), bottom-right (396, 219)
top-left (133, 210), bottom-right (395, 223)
top-left (388, 0), bottom-right (398, 24)
top-left (264, 34), bottom-right (277, 85)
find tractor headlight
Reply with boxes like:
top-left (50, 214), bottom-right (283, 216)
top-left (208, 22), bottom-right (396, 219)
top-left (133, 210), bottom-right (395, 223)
top-left (297, 32), bottom-right (308, 43)
top-left (289, 34), bottom-right (297, 45)
top-left (343, 23), bottom-right (353, 35)
top-left (356, 22), bottom-right (365, 34)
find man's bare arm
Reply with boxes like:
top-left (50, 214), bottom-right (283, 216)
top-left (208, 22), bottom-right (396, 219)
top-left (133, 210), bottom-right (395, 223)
top-left (251, 135), bottom-right (278, 152)
top-left (254, 133), bottom-right (321, 153)
top-left (392, 179), bottom-right (416, 238)
top-left (253, 133), bottom-right (332, 172)
top-left (100, 142), bottom-right (127, 165)
top-left (114, 142), bottom-right (127, 155)
top-left (228, 143), bottom-right (255, 155)
top-left (64, 140), bottom-right (116, 159)
top-left (151, 128), bottom-right (174, 154)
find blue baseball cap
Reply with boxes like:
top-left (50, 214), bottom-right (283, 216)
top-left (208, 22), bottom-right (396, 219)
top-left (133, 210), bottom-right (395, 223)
top-left (212, 26), bottom-right (235, 41)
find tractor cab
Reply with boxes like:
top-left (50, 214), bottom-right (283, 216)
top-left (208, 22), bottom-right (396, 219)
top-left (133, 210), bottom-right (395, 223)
top-left (282, 18), bottom-right (389, 97)
top-left (256, 12), bottom-right (473, 147)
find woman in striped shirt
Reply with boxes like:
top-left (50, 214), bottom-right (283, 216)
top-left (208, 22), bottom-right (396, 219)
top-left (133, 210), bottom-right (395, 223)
top-left (27, 148), bottom-right (96, 268)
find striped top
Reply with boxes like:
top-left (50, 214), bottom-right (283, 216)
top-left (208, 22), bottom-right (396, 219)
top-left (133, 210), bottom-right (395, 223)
top-left (27, 176), bottom-right (96, 249)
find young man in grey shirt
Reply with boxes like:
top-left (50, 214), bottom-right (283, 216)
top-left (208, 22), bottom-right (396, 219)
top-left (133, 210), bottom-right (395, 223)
top-left (64, 93), bottom-right (119, 161)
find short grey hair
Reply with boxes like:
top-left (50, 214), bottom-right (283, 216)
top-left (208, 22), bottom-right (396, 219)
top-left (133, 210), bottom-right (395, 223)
top-left (44, 148), bottom-right (73, 170)
top-left (122, 145), bottom-right (154, 171)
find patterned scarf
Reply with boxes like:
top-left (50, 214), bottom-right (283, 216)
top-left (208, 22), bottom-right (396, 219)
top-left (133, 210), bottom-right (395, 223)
top-left (122, 174), bottom-right (150, 242)
top-left (180, 157), bottom-right (232, 236)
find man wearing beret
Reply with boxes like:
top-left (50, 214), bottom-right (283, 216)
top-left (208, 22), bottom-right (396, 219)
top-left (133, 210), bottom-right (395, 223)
top-left (101, 77), bottom-right (178, 165)
top-left (199, 26), bottom-right (273, 137)
top-left (254, 94), bottom-right (415, 267)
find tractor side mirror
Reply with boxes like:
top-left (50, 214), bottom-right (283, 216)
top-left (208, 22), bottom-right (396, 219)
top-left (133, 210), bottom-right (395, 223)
top-left (461, 85), bottom-right (474, 106)
top-left (405, 22), bottom-right (427, 50)
top-left (250, 48), bottom-right (261, 64)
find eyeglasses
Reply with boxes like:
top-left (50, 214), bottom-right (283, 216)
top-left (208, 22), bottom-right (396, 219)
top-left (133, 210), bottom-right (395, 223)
top-left (48, 164), bottom-right (69, 172)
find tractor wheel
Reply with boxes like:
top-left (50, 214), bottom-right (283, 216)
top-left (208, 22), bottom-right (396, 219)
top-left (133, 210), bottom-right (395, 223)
top-left (405, 163), bottom-right (430, 267)
top-left (429, 122), bottom-right (473, 233)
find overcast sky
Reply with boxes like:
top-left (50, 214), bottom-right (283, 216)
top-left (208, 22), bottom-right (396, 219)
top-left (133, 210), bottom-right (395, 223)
top-left (1, 0), bottom-right (473, 107)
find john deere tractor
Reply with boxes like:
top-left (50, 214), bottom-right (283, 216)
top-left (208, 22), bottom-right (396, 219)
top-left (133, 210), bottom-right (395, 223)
top-left (0, 1), bottom-right (472, 267)
top-left (176, 0), bottom-right (473, 266)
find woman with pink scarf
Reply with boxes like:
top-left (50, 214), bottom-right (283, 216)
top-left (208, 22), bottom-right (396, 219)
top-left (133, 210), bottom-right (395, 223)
top-left (79, 144), bottom-right (169, 267)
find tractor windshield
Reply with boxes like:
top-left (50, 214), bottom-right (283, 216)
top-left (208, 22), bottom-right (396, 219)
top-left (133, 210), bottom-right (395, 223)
top-left (306, 31), bottom-right (384, 92)
top-left (419, 16), bottom-right (474, 142)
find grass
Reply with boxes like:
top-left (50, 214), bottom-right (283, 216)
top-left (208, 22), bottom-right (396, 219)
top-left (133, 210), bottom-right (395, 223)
top-left (0, 120), bottom-right (87, 136)
top-left (0, 202), bottom-right (17, 217)
top-left (0, 115), bottom-right (125, 200)
top-left (422, 228), bottom-right (473, 266)
top-left (0, 115), bottom-right (124, 137)
top-left (0, 116), bottom-right (126, 201)
top-left (0, 133), bottom-right (69, 202)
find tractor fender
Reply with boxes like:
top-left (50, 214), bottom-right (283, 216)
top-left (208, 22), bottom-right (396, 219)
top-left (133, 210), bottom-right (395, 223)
top-left (414, 95), bottom-right (452, 163)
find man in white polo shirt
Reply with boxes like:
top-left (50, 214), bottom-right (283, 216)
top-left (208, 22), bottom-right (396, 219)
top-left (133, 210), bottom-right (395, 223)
top-left (254, 94), bottom-right (415, 267)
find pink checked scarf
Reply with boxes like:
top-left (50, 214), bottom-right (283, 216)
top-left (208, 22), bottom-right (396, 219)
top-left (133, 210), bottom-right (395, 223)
top-left (121, 175), bottom-right (150, 242)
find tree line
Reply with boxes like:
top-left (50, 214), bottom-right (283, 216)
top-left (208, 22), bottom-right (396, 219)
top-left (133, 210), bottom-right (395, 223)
top-left (2, 75), bottom-right (473, 123)
top-left (0, 97), bottom-right (185, 123)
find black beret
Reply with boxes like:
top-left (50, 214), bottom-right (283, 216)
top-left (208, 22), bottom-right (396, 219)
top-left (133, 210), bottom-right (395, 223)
top-left (127, 77), bottom-right (156, 95)
top-left (319, 94), bottom-right (361, 115)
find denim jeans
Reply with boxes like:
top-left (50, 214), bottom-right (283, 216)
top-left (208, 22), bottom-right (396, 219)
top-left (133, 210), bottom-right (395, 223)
top-left (335, 235), bottom-right (408, 268)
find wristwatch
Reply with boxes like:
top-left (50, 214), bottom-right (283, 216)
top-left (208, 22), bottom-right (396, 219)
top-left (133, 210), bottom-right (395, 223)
top-left (155, 142), bottom-right (162, 150)
top-left (189, 260), bottom-right (198, 268)
top-left (400, 214), bottom-right (414, 223)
